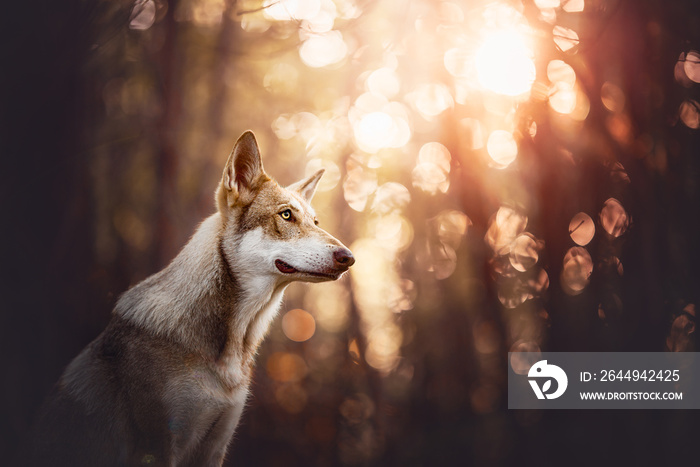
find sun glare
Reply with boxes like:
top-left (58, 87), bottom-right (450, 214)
top-left (475, 30), bottom-right (536, 96)
top-left (263, 0), bottom-right (321, 21)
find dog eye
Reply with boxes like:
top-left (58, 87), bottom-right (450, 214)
top-left (314, 219), bottom-right (319, 226)
top-left (279, 209), bottom-right (293, 221)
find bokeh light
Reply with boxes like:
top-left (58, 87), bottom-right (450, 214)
top-left (426, 240), bottom-right (458, 280)
top-left (266, 352), bottom-right (309, 383)
top-left (546, 61), bottom-right (587, 121)
top-left (547, 60), bottom-right (576, 87)
top-left (435, 210), bottom-right (470, 248)
top-left (475, 30), bottom-right (536, 96)
top-left (569, 212), bottom-right (595, 246)
top-left (129, 0), bottom-right (156, 30)
top-left (561, 246), bottom-right (593, 295)
top-left (444, 46), bottom-right (471, 78)
top-left (365, 324), bottom-right (402, 372)
top-left (350, 93), bottom-right (411, 153)
top-left (599, 198), bottom-right (629, 237)
top-left (563, 0), bottom-right (584, 12)
top-left (667, 304), bottom-right (696, 351)
top-left (355, 112), bottom-right (394, 151)
top-left (486, 130), bottom-right (518, 169)
top-left (299, 31), bottom-right (348, 68)
top-left (412, 165), bottom-right (446, 194)
top-left (601, 81), bottom-right (626, 113)
top-left (498, 278), bottom-right (533, 308)
top-left (369, 213), bottom-right (414, 252)
top-left (367, 67), bottom-right (401, 99)
top-left (549, 83), bottom-right (577, 114)
top-left (553, 25), bottom-right (579, 52)
top-left (675, 52), bottom-right (694, 87)
top-left (485, 206), bottom-right (528, 254)
top-left (418, 142), bottom-right (451, 173)
top-left (349, 237), bottom-right (403, 373)
top-left (275, 383), bottom-right (308, 413)
top-left (411, 83), bottom-right (454, 119)
top-left (509, 233), bottom-right (540, 272)
top-left (679, 100), bottom-right (700, 129)
top-left (263, 0), bottom-right (321, 21)
top-left (282, 308), bottom-right (316, 342)
top-left (304, 0), bottom-right (338, 33)
top-left (304, 281), bottom-right (349, 333)
top-left (683, 51), bottom-right (700, 83)
top-left (509, 341), bottom-right (542, 375)
top-left (371, 182), bottom-right (411, 215)
top-left (304, 158), bottom-right (341, 192)
top-left (534, 0), bottom-right (560, 9)
top-left (188, 0), bottom-right (225, 27)
top-left (343, 164), bottom-right (378, 211)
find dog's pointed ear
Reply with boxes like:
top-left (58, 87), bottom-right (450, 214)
top-left (288, 169), bottom-right (324, 203)
top-left (218, 131), bottom-right (266, 209)
top-left (224, 131), bottom-right (265, 192)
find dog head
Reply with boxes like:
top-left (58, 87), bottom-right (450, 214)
top-left (216, 131), bottom-right (354, 284)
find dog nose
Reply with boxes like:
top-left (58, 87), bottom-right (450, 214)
top-left (333, 248), bottom-right (355, 268)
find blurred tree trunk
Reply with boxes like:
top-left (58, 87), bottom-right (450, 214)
top-left (209, 0), bottom-right (239, 144)
top-left (154, 0), bottom-right (183, 266)
top-left (0, 0), bottom-right (132, 460)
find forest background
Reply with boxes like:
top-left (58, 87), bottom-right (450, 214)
top-left (2, 0), bottom-right (699, 465)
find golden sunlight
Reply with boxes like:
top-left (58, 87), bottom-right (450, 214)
top-left (354, 111), bottom-right (394, 151)
top-left (350, 93), bottom-right (411, 153)
top-left (263, 0), bottom-right (321, 21)
top-left (475, 30), bottom-right (536, 96)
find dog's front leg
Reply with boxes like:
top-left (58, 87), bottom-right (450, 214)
top-left (184, 404), bottom-right (245, 467)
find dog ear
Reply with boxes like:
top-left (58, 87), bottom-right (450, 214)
top-left (288, 169), bottom-right (324, 203)
top-left (218, 131), bottom-right (266, 208)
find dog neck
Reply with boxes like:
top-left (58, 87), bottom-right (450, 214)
top-left (114, 213), bottom-right (286, 368)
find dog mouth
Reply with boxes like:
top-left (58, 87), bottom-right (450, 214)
top-left (275, 259), bottom-right (298, 274)
top-left (275, 259), bottom-right (345, 279)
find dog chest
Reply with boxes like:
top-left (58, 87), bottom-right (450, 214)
top-left (164, 367), bottom-right (250, 458)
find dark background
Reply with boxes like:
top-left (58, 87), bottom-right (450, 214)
top-left (2, 0), bottom-right (699, 465)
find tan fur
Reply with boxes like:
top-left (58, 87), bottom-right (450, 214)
top-left (25, 131), bottom-right (354, 467)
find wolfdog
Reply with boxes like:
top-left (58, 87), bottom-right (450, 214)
top-left (25, 131), bottom-right (354, 466)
